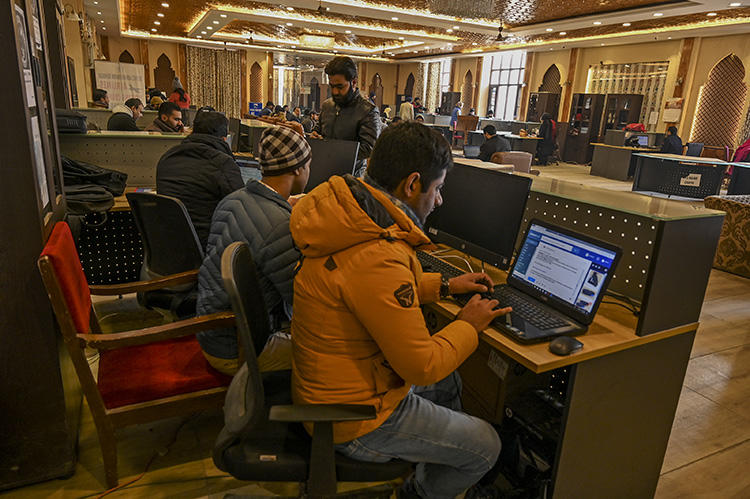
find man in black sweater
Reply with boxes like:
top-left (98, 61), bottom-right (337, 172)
top-left (156, 111), bottom-right (244, 249)
top-left (660, 126), bottom-right (683, 155)
top-left (107, 98), bottom-right (143, 131)
top-left (478, 125), bottom-right (511, 162)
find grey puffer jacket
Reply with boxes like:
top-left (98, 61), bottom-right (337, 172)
top-left (196, 180), bottom-right (299, 360)
top-left (314, 92), bottom-right (380, 161)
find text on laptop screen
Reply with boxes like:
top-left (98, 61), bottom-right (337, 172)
top-left (512, 224), bottom-right (617, 315)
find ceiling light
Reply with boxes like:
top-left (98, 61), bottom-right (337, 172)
top-left (201, 31), bottom-right (206, 34)
top-left (345, 30), bottom-right (351, 33)
top-left (286, 6), bottom-right (294, 11)
top-left (653, 12), bottom-right (663, 17)
top-left (333, 50), bottom-right (338, 53)
top-left (157, 13), bottom-right (164, 17)
top-left (729, 2), bottom-right (741, 6)
top-left (154, 21), bottom-right (160, 25)
top-left (213, 20), bottom-right (219, 24)
top-left (472, 42), bottom-right (477, 45)
top-left (206, 26), bottom-right (212, 29)
top-left (93, 1), bottom-right (98, 4)
top-left (593, 21), bottom-right (602, 25)
top-left (151, 28), bottom-right (157, 32)
top-left (545, 28), bottom-right (553, 32)
top-left (161, 2), bottom-right (169, 7)
top-left (453, 25), bottom-right (460, 30)
top-left (707, 12), bottom-right (717, 16)
top-left (220, 14), bottom-right (227, 18)
top-left (97, 11), bottom-right (102, 15)
top-left (392, 17), bottom-right (398, 20)
top-left (600, 43), bottom-right (605, 46)
top-left (326, 6), bottom-right (330, 10)
top-left (667, 36), bottom-right (672, 39)
top-left (286, 22), bottom-right (293, 26)
top-left (446, 28), bottom-right (453, 33)
top-left (292, 45), bottom-right (296, 48)
top-left (622, 22), bottom-right (631, 26)
top-left (398, 36), bottom-right (404, 40)
top-left (559, 31), bottom-right (567, 35)
top-left (101, 26), bottom-right (106, 30)
top-left (196, 35), bottom-right (201, 38)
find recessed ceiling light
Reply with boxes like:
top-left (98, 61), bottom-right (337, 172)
top-left (345, 30), bottom-right (351, 33)
top-left (201, 30), bottom-right (206, 34)
top-left (549, 48), bottom-right (553, 50)
top-left (333, 50), bottom-right (338, 53)
top-left (453, 25), bottom-right (460, 30)
top-left (600, 43), bottom-right (605, 45)
top-left (326, 6), bottom-right (330, 10)
top-left (213, 20), bottom-right (219, 24)
top-left (161, 2), bottom-right (169, 7)
top-left (151, 28), bottom-right (157, 32)
top-left (446, 28), bottom-right (453, 33)
top-left (472, 42), bottom-right (477, 45)
top-left (667, 36), bottom-right (672, 39)
top-left (653, 12), bottom-right (663, 17)
top-left (206, 26), bottom-right (212, 29)
top-left (622, 22), bottom-right (631, 26)
top-left (97, 11), bottom-right (102, 15)
top-left (220, 14), bottom-right (227, 18)
top-left (398, 36), bottom-right (404, 40)
top-left (545, 28), bottom-right (553, 32)
top-left (559, 31), bottom-right (567, 35)
top-left (101, 26), bottom-right (106, 30)
top-left (729, 2), bottom-right (741, 6)
top-left (286, 22), bottom-right (293, 26)
top-left (391, 17), bottom-right (398, 20)
top-left (157, 13), bottom-right (164, 17)
top-left (292, 45), bottom-right (296, 48)
top-left (154, 21), bottom-right (160, 25)
top-left (286, 6), bottom-right (294, 11)
top-left (93, 1), bottom-right (98, 4)
top-left (593, 21), bottom-right (602, 25)
top-left (707, 12), bottom-right (718, 16)
top-left (196, 35), bottom-right (201, 38)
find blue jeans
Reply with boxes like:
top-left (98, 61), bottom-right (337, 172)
top-left (335, 373), bottom-right (501, 498)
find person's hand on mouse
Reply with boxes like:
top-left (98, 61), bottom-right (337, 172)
top-left (449, 272), bottom-right (494, 295)
top-left (456, 294), bottom-right (512, 333)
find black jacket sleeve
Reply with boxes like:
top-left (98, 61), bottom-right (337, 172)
top-left (356, 106), bottom-right (381, 160)
top-left (217, 156), bottom-right (245, 196)
top-left (478, 140), bottom-right (493, 162)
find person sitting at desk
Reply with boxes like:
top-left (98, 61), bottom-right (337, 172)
top-left (156, 111), bottom-right (244, 249)
top-left (168, 78), bottom-right (191, 110)
top-left (311, 56), bottom-right (380, 172)
top-left (145, 101), bottom-right (184, 133)
top-left (196, 123), bottom-right (311, 375)
top-left (478, 125), bottom-right (511, 162)
top-left (260, 101), bottom-right (275, 117)
top-left (92, 88), bottom-right (109, 109)
top-left (301, 109), bottom-right (318, 133)
top-left (107, 98), bottom-right (143, 131)
top-left (660, 126), bottom-right (683, 155)
top-left (290, 121), bottom-right (510, 499)
top-left (146, 95), bottom-right (163, 111)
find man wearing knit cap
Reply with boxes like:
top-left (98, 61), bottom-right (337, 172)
top-left (195, 124), bottom-right (311, 375)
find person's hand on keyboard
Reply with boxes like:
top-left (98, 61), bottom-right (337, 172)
top-left (456, 295), bottom-right (512, 333)
top-left (449, 273), bottom-right (494, 295)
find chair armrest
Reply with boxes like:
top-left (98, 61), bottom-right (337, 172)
top-left (88, 270), bottom-right (198, 295)
top-left (269, 404), bottom-right (376, 423)
top-left (77, 311), bottom-right (235, 350)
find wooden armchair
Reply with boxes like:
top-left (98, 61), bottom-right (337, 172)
top-left (37, 222), bottom-right (234, 488)
top-left (452, 115), bottom-right (480, 147)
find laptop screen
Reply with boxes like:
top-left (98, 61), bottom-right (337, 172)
top-left (636, 135), bottom-right (649, 147)
top-left (511, 222), bottom-right (618, 318)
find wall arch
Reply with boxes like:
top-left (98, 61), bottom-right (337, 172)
top-left (118, 50), bottom-right (134, 64)
top-left (404, 73), bottom-right (415, 97)
top-left (461, 70), bottom-right (474, 112)
top-left (249, 62), bottom-right (263, 103)
top-left (538, 64), bottom-right (562, 94)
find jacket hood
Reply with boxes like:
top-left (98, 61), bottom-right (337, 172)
top-left (111, 104), bottom-right (133, 116)
top-left (290, 175), bottom-right (433, 258)
top-left (183, 133), bottom-right (232, 155)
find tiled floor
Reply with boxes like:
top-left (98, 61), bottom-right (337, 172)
top-left (3, 163), bottom-right (748, 498)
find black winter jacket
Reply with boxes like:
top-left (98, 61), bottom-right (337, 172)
top-left (479, 135), bottom-right (511, 162)
top-left (107, 112), bottom-right (139, 131)
top-left (196, 180), bottom-right (299, 359)
top-left (314, 92), bottom-right (380, 161)
top-left (660, 134), bottom-right (683, 155)
top-left (156, 134), bottom-right (244, 249)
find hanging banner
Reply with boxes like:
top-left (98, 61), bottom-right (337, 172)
top-left (93, 60), bottom-right (145, 107)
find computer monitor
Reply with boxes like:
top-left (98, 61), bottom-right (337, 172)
top-left (305, 138), bottom-right (359, 193)
top-left (425, 163), bottom-right (532, 270)
top-left (636, 135), bottom-right (649, 147)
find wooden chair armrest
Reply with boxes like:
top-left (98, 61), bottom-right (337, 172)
top-left (77, 311), bottom-right (235, 350)
top-left (88, 270), bottom-right (199, 295)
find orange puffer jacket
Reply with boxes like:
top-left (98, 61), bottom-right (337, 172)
top-left (289, 175), bottom-right (478, 443)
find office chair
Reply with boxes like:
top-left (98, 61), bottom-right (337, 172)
top-left (492, 151), bottom-right (540, 175)
top-left (213, 242), bottom-right (412, 498)
top-left (685, 142), bottom-right (704, 157)
top-left (126, 192), bottom-right (204, 318)
top-left (38, 222), bottom-right (234, 488)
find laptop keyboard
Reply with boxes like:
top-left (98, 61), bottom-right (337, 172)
top-left (417, 251), bottom-right (570, 332)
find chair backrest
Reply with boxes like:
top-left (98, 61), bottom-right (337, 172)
top-left (493, 151), bottom-right (533, 173)
top-left (38, 222), bottom-right (93, 335)
top-left (456, 115), bottom-right (479, 132)
top-left (220, 242), bottom-right (269, 424)
top-left (228, 118), bottom-right (241, 152)
top-left (126, 192), bottom-right (204, 276)
top-left (685, 142), bottom-right (704, 157)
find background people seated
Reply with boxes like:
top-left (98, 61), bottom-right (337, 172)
top-left (156, 111), bottom-right (244, 249)
top-left (106, 98), bottom-right (143, 131)
top-left (478, 125), bottom-right (511, 162)
top-left (196, 123), bottom-right (311, 376)
top-left (168, 78), bottom-right (191, 110)
top-left (145, 101), bottom-right (184, 133)
top-left (660, 126), bottom-right (683, 155)
top-left (92, 88), bottom-right (109, 108)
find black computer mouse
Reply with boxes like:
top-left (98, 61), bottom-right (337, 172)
top-left (548, 336), bottom-right (583, 356)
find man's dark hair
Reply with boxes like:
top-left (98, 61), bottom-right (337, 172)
top-left (325, 56), bottom-right (357, 81)
top-left (125, 98), bottom-right (143, 109)
top-left (405, 96), bottom-right (412, 103)
top-left (483, 125), bottom-right (496, 135)
top-left (414, 97), bottom-right (421, 103)
top-left (368, 121), bottom-right (452, 193)
top-left (193, 111), bottom-right (228, 138)
top-left (266, 101), bottom-right (274, 107)
top-left (667, 126), bottom-right (678, 135)
top-left (158, 101), bottom-right (181, 119)
top-left (93, 88), bottom-right (107, 102)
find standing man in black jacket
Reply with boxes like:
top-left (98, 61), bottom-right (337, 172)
top-left (311, 56), bottom-right (380, 174)
top-left (660, 126), bottom-right (683, 155)
top-left (156, 111), bottom-right (244, 249)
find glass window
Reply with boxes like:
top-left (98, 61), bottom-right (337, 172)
top-left (485, 50), bottom-right (527, 120)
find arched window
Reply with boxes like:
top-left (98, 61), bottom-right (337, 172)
top-left (538, 64), bottom-right (562, 94)
top-left (118, 50), bottom-right (134, 64)
top-left (461, 70), bottom-right (474, 110)
top-left (690, 54), bottom-right (747, 149)
top-left (153, 53), bottom-right (175, 93)
top-left (249, 62), bottom-right (263, 103)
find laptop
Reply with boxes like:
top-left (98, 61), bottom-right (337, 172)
top-left (476, 220), bottom-right (621, 344)
top-left (463, 145), bottom-right (481, 159)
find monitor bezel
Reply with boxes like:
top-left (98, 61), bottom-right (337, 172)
top-left (508, 218), bottom-right (623, 325)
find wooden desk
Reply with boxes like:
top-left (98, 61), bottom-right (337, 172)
top-left (423, 248), bottom-right (699, 498)
top-left (590, 142), bottom-right (655, 181)
top-left (631, 153), bottom-right (735, 199)
top-left (452, 155), bottom-right (514, 173)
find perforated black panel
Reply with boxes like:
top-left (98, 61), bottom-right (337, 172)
top-left (77, 211), bottom-right (143, 285)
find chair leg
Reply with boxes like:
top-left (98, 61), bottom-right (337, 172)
top-left (96, 423), bottom-right (119, 489)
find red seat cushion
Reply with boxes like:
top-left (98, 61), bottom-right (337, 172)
top-left (40, 222), bottom-right (92, 333)
top-left (98, 335), bottom-right (232, 409)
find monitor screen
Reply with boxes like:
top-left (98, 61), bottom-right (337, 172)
top-left (425, 163), bottom-right (531, 270)
top-left (636, 135), bottom-right (649, 147)
top-left (511, 222), bottom-right (619, 320)
top-left (305, 138), bottom-right (360, 193)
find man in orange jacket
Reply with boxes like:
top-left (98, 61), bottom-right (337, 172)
top-left (290, 121), bottom-right (511, 498)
